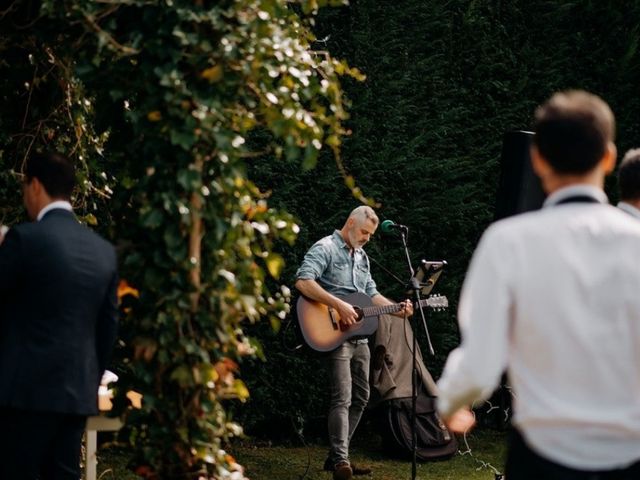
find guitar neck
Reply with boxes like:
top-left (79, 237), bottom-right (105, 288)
top-left (360, 303), bottom-right (404, 318)
top-left (359, 298), bottom-right (440, 318)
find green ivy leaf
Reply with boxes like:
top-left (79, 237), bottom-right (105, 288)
top-left (176, 169), bottom-right (201, 190)
top-left (141, 208), bottom-right (163, 229)
top-left (170, 130), bottom-right (196, 150)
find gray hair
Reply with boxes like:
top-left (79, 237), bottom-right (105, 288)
top-left (348, 206), bottom-right (379, 225)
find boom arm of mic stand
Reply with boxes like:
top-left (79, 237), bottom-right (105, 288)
top-left (400, 231), bottom-right (415, 278)
top-left (368, 254), bottom-right (407, 288)
top-left (400, 231), bottom-right (435, 356)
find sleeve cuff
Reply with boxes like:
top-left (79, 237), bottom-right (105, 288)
top-left (436, 395), bottom-right (454, 418)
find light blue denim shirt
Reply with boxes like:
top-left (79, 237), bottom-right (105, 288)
top-left (296, 230), bottom-right (379, 298)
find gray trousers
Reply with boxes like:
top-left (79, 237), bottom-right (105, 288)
top-left (327, 341), bottom-right (371, 466)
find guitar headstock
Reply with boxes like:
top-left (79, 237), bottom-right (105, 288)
top-left (426, 294), bottom-right (448, 310)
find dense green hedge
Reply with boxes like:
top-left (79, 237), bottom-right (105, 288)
top-left (236, 0), bottom-right (640, 437)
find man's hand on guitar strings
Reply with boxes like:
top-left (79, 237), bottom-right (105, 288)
top-left (336, 299), bottom-right (359, 325)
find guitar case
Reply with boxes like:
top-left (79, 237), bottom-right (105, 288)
top-left (374, 393), bottom-right (458, 460)
top-left (370, 314), bottom-right (457, 460)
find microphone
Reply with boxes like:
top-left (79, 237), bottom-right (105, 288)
top-left (380, 219), bottom-right (408, 233)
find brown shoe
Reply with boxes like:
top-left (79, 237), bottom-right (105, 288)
top-left (333, 462), bottom-right (353, 480)
top-left (351, 463), bottom-right (372, 475)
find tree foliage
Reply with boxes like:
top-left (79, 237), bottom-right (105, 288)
top-left (0, 0), bottom-right (360, 477)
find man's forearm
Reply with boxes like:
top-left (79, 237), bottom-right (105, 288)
top-left (371, 294), bottom-right (408, 317)
top-left (371, 294), bottom-right (393, 307)
top-left (295, 279), bottom-right (341, 309)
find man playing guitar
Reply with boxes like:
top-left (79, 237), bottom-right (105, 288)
top-left (295, 206), bottom-right (412, 480)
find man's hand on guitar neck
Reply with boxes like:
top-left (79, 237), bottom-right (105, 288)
top-left (395, 299), bottom-right (414, 318)
top-left (372, 295), bottom-right (413, 318)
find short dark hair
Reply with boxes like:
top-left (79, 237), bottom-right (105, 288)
top-left (618, 148), bottom-right (640, 201)
top-left (533, 90), bottom-right (615, 174)
top-left (24, 151), bottom-right (75, 199)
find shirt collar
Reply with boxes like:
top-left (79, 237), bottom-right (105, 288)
top-left (332, 229), bottom-right (362, 254)
top-left (332, 229), bottom-right (349, 248)
top-left (543, 184), bottom-right (608, 208)
top-left (37, 200), bottom-right (73, 221)
top-left (617, 201), bottom-right (640, 219)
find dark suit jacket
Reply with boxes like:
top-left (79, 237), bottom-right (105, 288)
top-left (0, 208), bottom-right (118, 416)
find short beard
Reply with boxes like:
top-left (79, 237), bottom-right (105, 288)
top-left (348, 229), bottom-right (365, 249)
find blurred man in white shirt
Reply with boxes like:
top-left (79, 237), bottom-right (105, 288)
top-left (437, 90), bottom-right (640, 480)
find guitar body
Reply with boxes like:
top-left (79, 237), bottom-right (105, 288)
top-left (296, 292), bottom-right (448, 352)
top-left (297, 292), bottom-right (379, 352)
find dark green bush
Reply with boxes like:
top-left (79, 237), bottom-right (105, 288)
top-left (238, 0), bottom-right (640, 438)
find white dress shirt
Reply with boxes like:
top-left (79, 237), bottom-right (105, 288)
top-left (618, 201), bottom-right (640, 219)
top-left (37, 200), bottom-right (73, 221)
top-left (437, 184), bottom-right (640, 470)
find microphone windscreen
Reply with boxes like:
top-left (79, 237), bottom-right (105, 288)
top-left (380, 219), bottom-right (395, 233)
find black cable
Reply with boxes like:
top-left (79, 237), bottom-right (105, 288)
top-left (281, 306), bottom-right (304, 353)
top-left (290, 415), bottom-right (311, 480)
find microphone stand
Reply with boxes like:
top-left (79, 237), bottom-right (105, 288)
top-left (397, 228), bottom-right (434, 480)
top-left (398, 230), bottom-right (435, 355)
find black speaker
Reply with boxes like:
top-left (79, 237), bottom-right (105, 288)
top-left (494, 130), bottom-right (546, 220)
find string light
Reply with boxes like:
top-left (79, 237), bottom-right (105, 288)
top-left (454, 386), bottom-right (517, 479)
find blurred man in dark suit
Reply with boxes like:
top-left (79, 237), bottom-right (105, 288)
top-left (0, 151), bottom-right (118, 479)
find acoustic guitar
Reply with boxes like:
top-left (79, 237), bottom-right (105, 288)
top-left (296, 292), bottom-right (448, 352)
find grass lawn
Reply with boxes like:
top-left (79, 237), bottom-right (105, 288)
top-left (237, 426), bottom-right (506, 480)
top-left (96, 426), bottom-right (506, 480)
